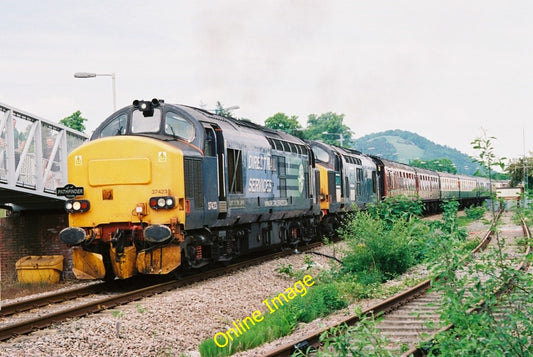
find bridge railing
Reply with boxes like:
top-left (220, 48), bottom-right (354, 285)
top-left (0, 102), bottom-right (88, 201)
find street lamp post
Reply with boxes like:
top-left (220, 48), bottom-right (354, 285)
top-left (322, 131), bottom-right (344, 147)
top-left (74, 72), bottom-right (116, 111)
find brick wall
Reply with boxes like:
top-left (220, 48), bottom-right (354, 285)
top-left (0, 211), bottom-right (73, 282)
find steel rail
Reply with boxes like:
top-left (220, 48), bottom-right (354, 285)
top-left (264, 211), bottom-right (503, 357)
top-left (1, 281), bottom-right (118, 317)
top-left (0, 241), bottom-right (321, 341)
top-left (403, 216), bottom-right (532, 357)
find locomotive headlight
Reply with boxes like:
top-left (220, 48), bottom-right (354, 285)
top-left (149, 196), bottom-right (175, 210)
top-left (65, 200), bottom-right (90, 213)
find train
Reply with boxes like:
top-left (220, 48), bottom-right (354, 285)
top-left (58, 99), bottom-right (492, 280)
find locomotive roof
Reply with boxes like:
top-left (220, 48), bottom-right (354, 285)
top-left (178, 104), bottom-right (306, 144)
top-left (93, 100), bottom-right (306, 148)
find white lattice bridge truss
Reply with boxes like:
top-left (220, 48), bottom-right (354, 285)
top-left (0, 102), bottom-right (88, 211)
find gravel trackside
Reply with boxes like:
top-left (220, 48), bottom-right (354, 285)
top-left (0, 244), bottom-right (345, 357)
top-left (0, 214), bottom-right (489, 357)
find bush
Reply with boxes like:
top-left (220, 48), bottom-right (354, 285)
top-left (464, 205), bottom-right (485, 220)
top-left (366, 195), bottom-right (424, 227)
top-left (340, 211), bottom-right (420, 283)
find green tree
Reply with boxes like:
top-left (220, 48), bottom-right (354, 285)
top-left (264, 113), bottom-right (302, 137)
top-left (304, 112), bottom-right (353, 147)
top-left (471, 132), bottom-right (506, 179)
top-left (506, 155), bottom-right (533, 188)
top-left (60, 111), bottom-right (88, 132)
top-left (471, 131), bottom-right (506, 223)
top-left (410, 158), bottom-right (458, 174)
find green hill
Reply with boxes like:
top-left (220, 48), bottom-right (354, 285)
top-left (354, 129), bottom-right (480, 175)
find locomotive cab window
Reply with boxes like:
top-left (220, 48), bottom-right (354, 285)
top-left (99, 114), bottom-right (127, 138)
top-left (165, 112), bottom-right (195, 142)
top-left (132, 108), bottom-right (161, 133)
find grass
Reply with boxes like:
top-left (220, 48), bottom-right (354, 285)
top-left (1, 278), bottom-right (80, 300)
top-left (198, 199), bottom-right (488, 356)
top-left (198, 282), bottom-right (347, 357)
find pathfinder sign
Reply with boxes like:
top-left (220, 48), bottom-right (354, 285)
top-left (56, 184), bottom-right (84, 199)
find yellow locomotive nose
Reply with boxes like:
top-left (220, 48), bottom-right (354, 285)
top-left (64, 136), bottom-right (187, 279)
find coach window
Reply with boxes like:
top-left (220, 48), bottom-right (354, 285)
top-left (99, 114), bottom-right (127, 138)
top-left (165, 112), bottom-right (195, 142)
top-left (132, 108), bottom-right (161, 133)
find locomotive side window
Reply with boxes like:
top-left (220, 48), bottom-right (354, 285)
top-left (165, 112), bottom-right (195, 142)
top-left (277, 156), bottom-right (287, 198)
top-left (356, 168), bottom-right (363, 195)
top-left (227, 148), bottom-right (243, 194)
top-left (132, 108), bottom-right (161, 133)
top-left (99, 114), bottom-right (127, 138)
top-left (311, 146), bottom-right (330, 163)
top-left (204, 128), bottom-right (216, 156)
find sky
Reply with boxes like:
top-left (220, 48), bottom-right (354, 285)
top-left (1, 0), bottom-right (532, 161)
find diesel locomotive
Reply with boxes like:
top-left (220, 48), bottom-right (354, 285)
top-left (59, 99), bottom-right (491, 280)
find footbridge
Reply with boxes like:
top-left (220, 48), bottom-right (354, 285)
top-left (0, 102), bottom-right (88, 211)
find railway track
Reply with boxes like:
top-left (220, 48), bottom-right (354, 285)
top-left (0, 241), bottom-right (321, 341)
top-left (265, 210), bottom-right (532, 356)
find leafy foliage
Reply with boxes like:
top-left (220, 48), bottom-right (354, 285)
top-left (429, 209), bottom-right (533, 355)
top-left (506, 155), bottom-right (533, 188)
top-left (338, 196), bottom-right (431, 283)
top-left (303, 112), bottom-right (354, 147)
top-left (340, 212), bottom-right (420, 282)
top-left (264, 113), bottom-right (302, 137)
top-left (410, 158), bottom-right (457, 174)
top-left (431, 200), bottom-right (467, 240)
top-left (471, 131), bottom-right (507, 181)
top-left (366, 195), bottom-right (424, 227)
top-left (471, 131), bottom-right (507, 222)
top-left (464, 205), bottom-right (485, 220)
top-left (59, 110), bottom-right (87, 132)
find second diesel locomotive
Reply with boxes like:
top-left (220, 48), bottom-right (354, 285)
top-left (59, 99), bottom-right (491, 280)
